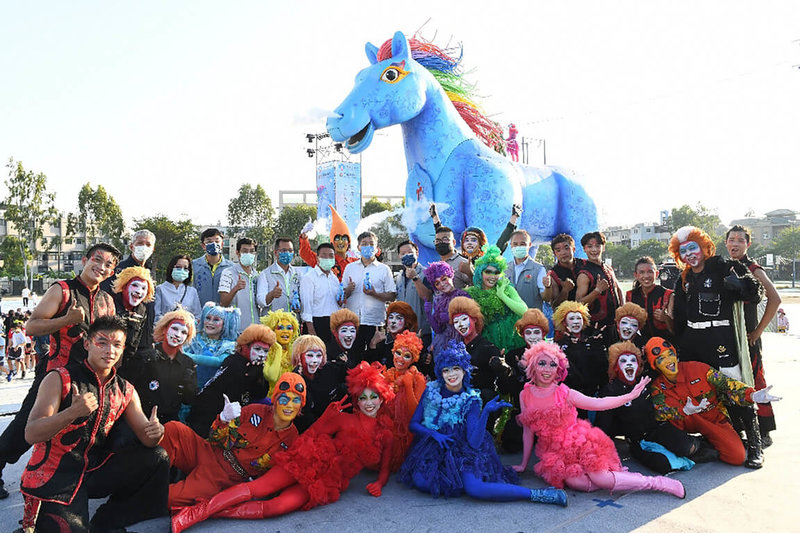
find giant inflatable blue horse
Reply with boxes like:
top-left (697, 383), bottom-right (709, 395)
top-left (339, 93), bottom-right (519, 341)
top-left (327, 31), bottom-right (598, 264)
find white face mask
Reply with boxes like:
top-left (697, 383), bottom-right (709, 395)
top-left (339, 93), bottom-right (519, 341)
top-left (166, 322), bottom-right (189, 347)
top-left (565, 312), bottom-right (584, 334)
top-left (126, 279), bottom-right (149, 307)
top-left (303, 349), bottom-right (324, 375)
top-left (133, 245), bottom-right (153, 263)
top-left (523, 326), bottom-right (544, 347)
top-left (617, 317), bottom-right (639, 340)
top-left (387, 312), bottom-right (405, 334)
top-left (617, 353), bottom-right (639, 384)
top-left (337, 325), bottom-right (357, 350)
top-left (248, 342), bottom-right (270, 364)
top-left (453, 314), bottom-right (472, 337)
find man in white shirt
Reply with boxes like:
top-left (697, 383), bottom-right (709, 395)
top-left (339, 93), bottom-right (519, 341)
top-left (508, 230), bottom-right (547, 311)
top-left (299, 242), bottom-right (343, 344)
top-left (219, 237), bottom-right (261, 333)
top-left (342, 231), bottom-right (396, 360)
top-left (256, 238), bottom-right (299, 314)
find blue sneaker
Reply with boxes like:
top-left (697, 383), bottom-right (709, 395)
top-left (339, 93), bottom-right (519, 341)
top-left (530, 487), bottom-right (568, 507)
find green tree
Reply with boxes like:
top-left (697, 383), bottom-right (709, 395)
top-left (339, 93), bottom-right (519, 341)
top-left (362, 197), bottom-right (393, 218)
top-left (604, 243), bottom-right (636, 276)
top-left (534, 243), bottom-right (555, 268)
top-left (275, 205), bottom-right (318, 263)
top-left (3, 159), bottom-right (58, 288)
top-left (372, 214), bottom-right (408, 255)
top-left (668, 204), bottom-right (722, 239)
top-left (632, 239), bottom-right (668, 263)
top-left (132, 215), bottom-right (197, 282)
top-left (771, 226), bottom-right (800, 261)
top-left (71, 183), bottom-right (126, 250)
top-left (0, 236), bottom-right (32, 278)
top-left (227, 184), bottom-right (276, 265)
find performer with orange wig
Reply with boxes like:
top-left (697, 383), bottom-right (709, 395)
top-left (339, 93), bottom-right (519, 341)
top-left (111, 265), bottom-right (156, 367)
top-left (171, 362), bottom-right (394, 531)
top-left (367, 300), bottom-right (418, 366)
top-left (382, 330), bottom-right (426, 470)
top-left (614, 302), bottom-right (648, 348)
top-left (669, 226), bottom-right (765, 468)
top-left (291, 334), bottom-right (346, 433)
top-left (554, 301), bottom-right (607, 406)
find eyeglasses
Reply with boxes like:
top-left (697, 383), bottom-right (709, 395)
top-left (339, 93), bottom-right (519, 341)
top-left (278, 380), bottom-right (305, 394)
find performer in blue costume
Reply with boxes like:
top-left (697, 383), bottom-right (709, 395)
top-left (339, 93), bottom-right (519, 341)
top-left (184, 302), bottom-right (240, 388)
top-left (398, 340), bottom-right (567, 506)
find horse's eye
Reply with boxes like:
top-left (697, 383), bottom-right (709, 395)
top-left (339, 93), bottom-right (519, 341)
top-left (380, 66), bottom-right (407, 84)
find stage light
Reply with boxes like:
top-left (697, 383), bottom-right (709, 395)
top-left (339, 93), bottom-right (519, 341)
top-left (306, 134), bottom-right (314, 143)
top-left (307, 149), bottom-right (315, 158)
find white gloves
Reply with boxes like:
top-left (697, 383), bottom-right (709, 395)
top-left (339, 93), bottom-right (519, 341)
top-left (682, 396), bottom-right (710, 416)
top-left (301, 220), bottom-right (315, 234)
top-left (219, 394), bottom-right (242, 423)
top-left (752, 385), bottom-right (782, 404)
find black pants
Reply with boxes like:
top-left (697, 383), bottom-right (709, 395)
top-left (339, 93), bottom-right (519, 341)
top-left (34, 445), bottom-right (169, 532)
top-left (350, 325), bottom-right (376, 366)
top-left (311, 316), bottom-right (333, 345)
top-left (0, 370), bottom-right (44, 476)
top-left (630, 422), bottom-right (699, 474)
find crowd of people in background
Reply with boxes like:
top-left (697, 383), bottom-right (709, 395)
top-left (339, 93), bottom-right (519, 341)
top-left (0, 211), bottom-right (785, 531)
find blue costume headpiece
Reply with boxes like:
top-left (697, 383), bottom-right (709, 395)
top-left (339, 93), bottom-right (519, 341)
top-left (198, 302), bottom-right (241, 342)
top-left (434, 339), bottom-right (473, 389)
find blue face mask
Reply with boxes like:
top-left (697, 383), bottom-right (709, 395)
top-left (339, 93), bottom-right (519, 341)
top-left (360, 245), bottom-right (375, 259)
top-left (278, 251), bottom-right (294, 265)
top-left (401, 253), bottom-right (416, 267)
top-left (172, 268), bottom-right (189, 282)
top-left (205, 242), bottom-right (222, 256)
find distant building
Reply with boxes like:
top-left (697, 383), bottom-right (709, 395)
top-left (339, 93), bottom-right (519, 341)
top-left (729, 209), bottom-right (797, 248)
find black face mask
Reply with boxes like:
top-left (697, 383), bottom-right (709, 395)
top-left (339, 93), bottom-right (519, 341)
top-left (435, 242), bottom-right (453, 256)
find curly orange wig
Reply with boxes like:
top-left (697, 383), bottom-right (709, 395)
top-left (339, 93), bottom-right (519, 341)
top-left (607, 341), bottom-right (643, 381)
top-left (448, 296), bottom-right (484, 334)
top-left (392, 330), bottom-right (423, 362)
top-left (515, 308), bottom-right (550, 337)
top-left (291, 335), bottom-right (327, 367)
top-left (112, 266), bottom-right (155, 302)
top-left (615, 302), bottom-right (648, 326)
top-left (271, 372), bottom-right (307, 407)
top-left (236, 324), bottom-right (276, 353)
top-left (386, 301), bottom-right (418, 333)
top-left (669, 226), bottom-right (715, 271)
top-left (553, 301), bottom-right (590, 332)
top-left (330, 308), bottom-right (359, 332)
top-left (346, 361), bottom-right (395, 403)
top-left (153, 309), bottom-right (196, 346)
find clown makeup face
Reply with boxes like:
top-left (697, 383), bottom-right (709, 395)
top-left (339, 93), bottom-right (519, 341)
top-left (453, 313), bottom-right (474, 338)
top-left (523, 326), bottom-right (544, 347)
top-left (533, 355), bottom-right (559, 388)
top-left (725, 231), bottom-right (749, 261)
top-left (248, 341), bottom-right (271, 364)
top-left (565, 312), bottom-right (584, 335)
top-left (433, 275), bottom-right (454, 294)
top-left (481, 266), bottom-right (501, 289)
top-left (617, 353), bottom-right (639, 385)
top-left (652, 342), bottom-right (679, 382)
top-left (357, 387), bottom-right (382, 417)
top-left (333, 234), bottom-right (350, 254)
top-left (125, 278), bottom-right (149, 308)
top-left (462, 233), bottom-right (480, 254)
top-left (617, 316), bottom-right (640, 341)
top-left (275, 319), bottom-right (294, 347)
top-left (634, 262), bottom-right (657, 290)
top-left (302, 349), bottom-right (324, 375)
top-left (165, 320), bottom-right (189, 348)
top-left (679, 241), bottom-right (703, 269)
top-left (337, 323), bottom-right (357, 350)
top-left (441, 366), bottom-right (465, 392)
top-left (393, 347), bottom-right (414, 372)
top-left (387, 312), bottom-right (406, 334)
top-left (203, 313), bottom-right (224, 339)
top-left (275, 391), bottom-right (303, 425)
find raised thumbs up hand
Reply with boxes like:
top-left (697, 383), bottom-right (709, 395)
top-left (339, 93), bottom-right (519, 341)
top-left (66, 301), bottom-right (85, 326)
top-left (219, 393), bottom-right (242, 423)
top-left (69, 383), bottom-right (98, 417)
top-left (144, 405), bottom-right (164, 441)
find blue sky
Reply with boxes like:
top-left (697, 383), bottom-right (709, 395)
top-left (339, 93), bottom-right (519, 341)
top-left (1, 1), bottom-right (799, 230)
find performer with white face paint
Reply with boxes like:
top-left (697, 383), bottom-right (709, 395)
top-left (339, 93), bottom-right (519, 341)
top-left (111, 266), bottom-right (156, 371)
top-left (595, 342), bottom-right (719, 474)
top-left (554, 301), bottom-right (608, 414)
top-left (187, 325), bottom-right (275, 437)
top-left (614, 302), bottom-right (648, 348)
top-left (291, 335), bottom-right (347, 433)
top-left (366, 301), bottom-right (418, 367)
top-left (131, 309), bottom-right (198, 424)
top-left (326, 309), bottom-right (361, 369)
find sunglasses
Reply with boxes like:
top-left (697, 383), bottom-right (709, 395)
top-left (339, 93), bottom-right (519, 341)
top-left (278, 380), bottom-right (305, 394)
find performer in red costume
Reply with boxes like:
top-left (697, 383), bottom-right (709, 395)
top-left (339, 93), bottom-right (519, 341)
top-left (160, 372), bottom-right (303, 507)
top-left (171, 361), bottom-right (395, 531)
top-left (382, 330), bottom-right (426, 470)
top-left (298, 205), bottom-right (357, 281)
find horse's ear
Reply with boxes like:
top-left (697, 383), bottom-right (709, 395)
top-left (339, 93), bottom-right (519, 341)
top-left (391, 31), bottom-right (410, 61)
top-left (365, 42), bottom-right (379, 65)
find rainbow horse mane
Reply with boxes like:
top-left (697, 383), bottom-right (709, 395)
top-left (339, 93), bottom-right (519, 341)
top-left (377, 37), bottom-right (505, 153)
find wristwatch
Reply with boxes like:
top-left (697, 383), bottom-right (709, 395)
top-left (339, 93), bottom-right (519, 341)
top-left (412, 276), bottom-right (419, 282)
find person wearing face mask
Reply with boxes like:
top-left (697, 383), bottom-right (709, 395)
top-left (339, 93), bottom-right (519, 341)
top-left (153, 254), bottom-right (203, 324)
top-left (160, 371), bottom-right (303, 508)
top-left (342, 231), bottom-right (397, 357)
top-left (554, 301), bottom-right (608, 414)
top-left (291, 335), bottom-right (346, 433)
top-left (131, 309), bottom-right (198, 425)
top-left (513, 342), bottom-right (686, 499)
top-left (111, 266), bottom-right (156, 375)
top-left (595, 342), bottom-right (718, 474)
top-left (298, 205), bottom-right (357, 281)
top-left (366, 301), bottom-right (418, 367)
top-left (192, 228), bottom-right (234, 307)
top-left (257, 237), bottom-right (300, 314)
top-left (299, 242), bottom-right (344, 345)
top-left (394, 240), bottom-right (432, 344)
top-left (431, 225), bottom-right (471, 289)
top-left (187, 324), bottom-right (275, 437)
top-left (219, 237), bottom-right (261, 333)
top-left (507, 230), bottom-right (547, 311)
top-left (171, 362), bottom-right (394, 531)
